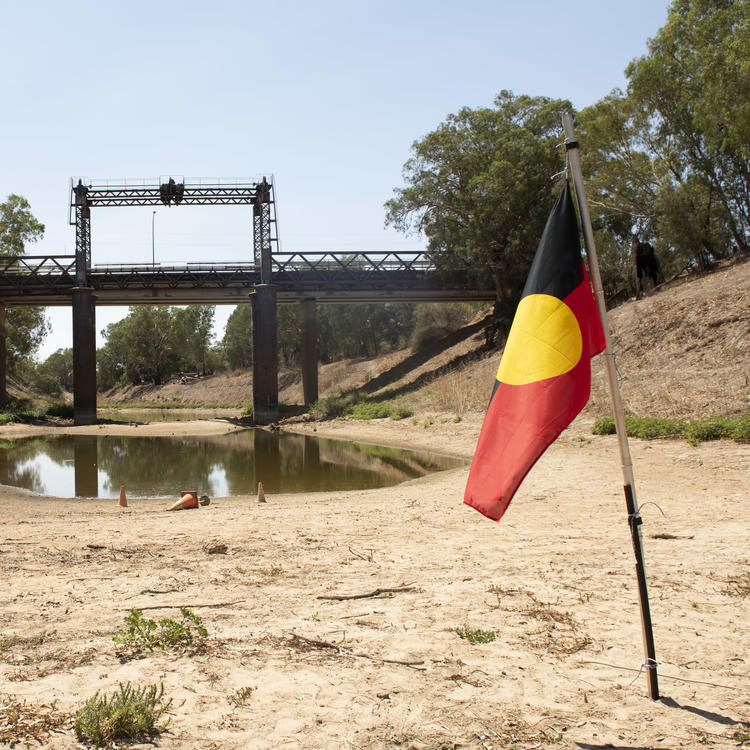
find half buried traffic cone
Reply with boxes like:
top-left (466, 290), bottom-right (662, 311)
top-left (118, 485), bottom-right (127, 507)
top-left (257, 482), bottom-right (266, 503)
top-left (166, 491), bottom-right (198, 511)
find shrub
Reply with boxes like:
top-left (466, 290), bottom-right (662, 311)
top-left (311, 391), bottom-right (362, 418)
top-left (113, 608), bottom-right (207, 654)
top-left (627, 416), bottom-right (685, 440)
top-left (348, 401), bottom-right (391, 420)
top-left (455, 626), bottom-right (497, 644)
top-left (43, 403), bottom-right (74, 419)
top-left (593, 413), bottom-right (750, 445)
top-left (74, 682), bottom-right (172, 746)
top-left (391, 406), bottom-right (414, 420)
top-left (30, 373), bottom-right (62, 398)
top-left (683, 417), bottom-right (730, 446)
top-left (727, 413), bottom-right (750, 442)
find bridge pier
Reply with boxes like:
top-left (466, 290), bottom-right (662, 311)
top-left (72, 288), bottom-right (97, 425)
top-left (251, 284), bottom-right (278, 424)
top-left (0, 304), bottom-right (6, 409)
top-left (300, 298), bottom-right (318, 406)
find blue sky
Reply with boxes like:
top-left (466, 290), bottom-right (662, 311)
top-left (1, 0), bottom-right (672, 360)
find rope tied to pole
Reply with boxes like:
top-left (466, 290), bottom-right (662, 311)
top-left (628, 658), bottom-right (661, 687)
top-left (629, 501), bottom-right (668, 529)
top-left (610, 350), bottom-right (624, 387)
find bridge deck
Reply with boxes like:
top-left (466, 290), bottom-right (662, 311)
top-left (0, 254), bottom-right (496, 306)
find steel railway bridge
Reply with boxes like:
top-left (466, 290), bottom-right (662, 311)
top-left (0, 177), bottom-right (495, 424)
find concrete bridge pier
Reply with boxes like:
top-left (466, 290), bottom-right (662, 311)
top-left (72, 288), bottom-right (97, 425)
top-left (0, 304), bottom-right (6, 409)
top-left (251, 284), bottom-right (279, 424)
top-left (300, 298), bottom-right (318, 406)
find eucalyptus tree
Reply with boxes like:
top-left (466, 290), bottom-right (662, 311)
top-left (0, 195), bottom-right (49, 369)
top-left (578, 0), bottom-right (750, 291)
top-left (385, 91), bottom-right (573, 328)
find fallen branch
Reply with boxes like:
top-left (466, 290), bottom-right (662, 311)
top-left (287, 633), bottom-right (425, 670)
top-left (347, 544), bottom-right (374, 562)
top-left (317, 584), bottom-right (416, 601)
top-left (122, 600), bottom-right (243, 611)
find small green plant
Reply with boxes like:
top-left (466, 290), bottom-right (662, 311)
top-left (74, 682), bottom-right (172, 746)
top-left (241, 402), bottom-right (254, 417)
top-left (453, 415), bottom-right (462, 423)
top-left (113, 608), bottom-right (207, 653)
top-left (455, 626), bottom-right (497, 644)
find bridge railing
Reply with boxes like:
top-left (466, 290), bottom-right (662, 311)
top-left (0, 255), bottom-right (76, 278)
top-left (271, 251), bottom-right (430, 275)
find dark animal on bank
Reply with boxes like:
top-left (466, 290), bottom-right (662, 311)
top-left (633, 239), bottom-right (662, 298)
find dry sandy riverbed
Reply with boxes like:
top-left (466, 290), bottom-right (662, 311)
top-left (0, 414), bottom-right (748, 748)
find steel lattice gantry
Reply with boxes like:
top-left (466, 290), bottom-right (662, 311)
top-left (68, 176), bottom-right (279, 425)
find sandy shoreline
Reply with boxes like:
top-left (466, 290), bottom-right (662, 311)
top-left (1, 415), bottom-right (748, 748)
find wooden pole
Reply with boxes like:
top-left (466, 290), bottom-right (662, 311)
top-left (562, 113), bottom-right (659, 700)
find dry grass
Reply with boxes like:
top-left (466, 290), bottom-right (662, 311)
top-left (0, 693), bottom-right (70, 746)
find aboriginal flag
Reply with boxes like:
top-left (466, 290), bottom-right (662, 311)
top-left (464, 181), bottom-right (606, 522)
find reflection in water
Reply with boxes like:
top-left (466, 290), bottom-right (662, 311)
top-left (74, 435), bottom-right (98, 497)
top-left (0, 430), bottom-right (466, 499)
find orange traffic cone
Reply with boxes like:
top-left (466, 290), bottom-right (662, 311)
top-left (166, 491), bottom-right (198, 511)
top-left (257, 482), bottom-right (266, 503)
top-left (118, 486), bottom-right (127, 507)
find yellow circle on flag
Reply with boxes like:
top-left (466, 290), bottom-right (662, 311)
top-left (497, 294), bottom-right (583, 385)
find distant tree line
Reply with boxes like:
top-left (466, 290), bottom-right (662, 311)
top-left (91, 300), bottom-right (480, 389)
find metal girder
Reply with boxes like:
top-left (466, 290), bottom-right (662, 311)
top-left (71, 180), bottom-right (269, 207)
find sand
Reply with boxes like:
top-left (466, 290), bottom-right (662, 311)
top-left (0, 415), bottom-right (748, 748)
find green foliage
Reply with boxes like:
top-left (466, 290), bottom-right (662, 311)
top-left (592, 414), bottom-right (750, 445)
top-left (592, 416), bottom-right (616, 435)
top-left (410, 302), bottom-right (482, 351)
top-left (113, 608), bottom-right (207, 654)
top-left (0, 195), bottom-right (50, 370)
top-left (222, 304), bottom-right (253, 369)
top-left (73, 682), bottom-right (172, 746)
top-left (578, 0), bottom-right (750, 291)
top-left (314, 303), bottom-right (414, 364)
top-left (348, 401), bottom-right (391, 420)
top-left (171, 305), bottom-right (215, 375)
top-left (311, 392), bottom-right (362, 418)
top-left (386, 91), bottom-right (573, 328)
top-left (36, 348), bottom-right (74, 392)
top-left (98, 305), bottom-right (217, 388)
top-left (0, 402), bottom-right (73, 424)
top-left (241, 402), bottom-right (254, 417)
top-left (29, 372), bottom-right (62, 398)
top-left (391, 405), bottom-right (414, 420)
top-left (455, 626), bottom-right (497, 644)
top-left (310, 391), bottom-right (409, 420)
top-left (0, 194), bottom-right (44, 255)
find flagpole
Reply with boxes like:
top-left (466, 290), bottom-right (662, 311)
top-left (561, 113), bottom-right (659, 700)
